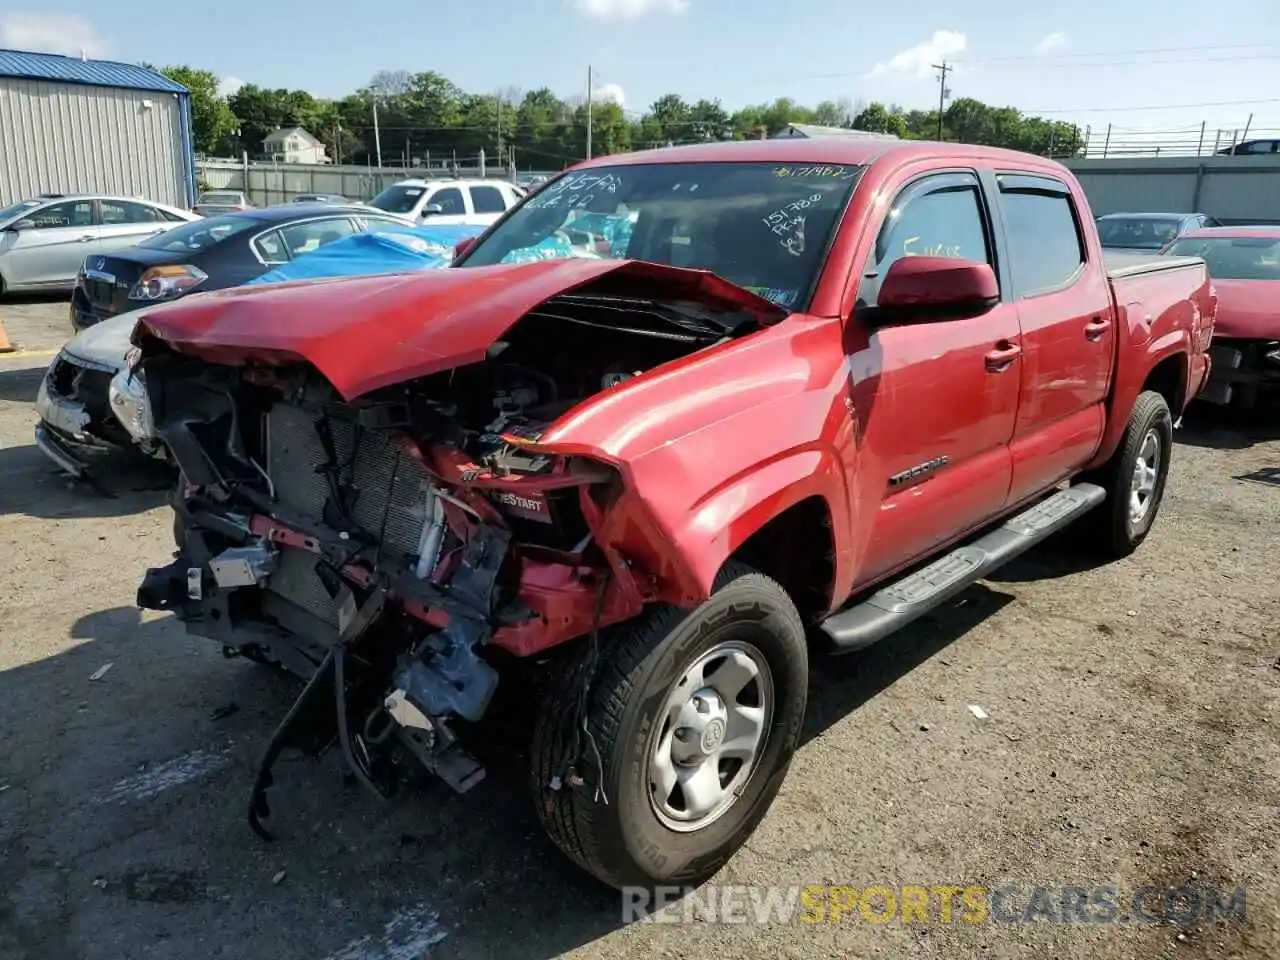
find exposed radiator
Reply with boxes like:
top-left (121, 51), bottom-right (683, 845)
top-left (263, 402), bottom-right (440, 624)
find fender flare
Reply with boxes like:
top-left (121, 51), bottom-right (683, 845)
top-left (667, 444), bottom-right (851, 602)
top-left (1090, 331), bottom-right (1190, 469)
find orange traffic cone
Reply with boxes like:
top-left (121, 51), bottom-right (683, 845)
top-left (0, 316), bottom-right (13, 353)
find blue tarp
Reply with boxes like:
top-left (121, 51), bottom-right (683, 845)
top-left (247, 224), bottom-right (486, 285)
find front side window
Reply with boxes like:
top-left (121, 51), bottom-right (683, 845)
top-left (28, 200), bottom-right (94, 229)
top-left (459, 161), bottom-right (863, 311)
top-left (857, 174), bottom-right (991, 307)
top-left (427, 188), bottom-right (466, 216)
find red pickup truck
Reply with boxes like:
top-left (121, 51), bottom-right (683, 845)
top-left (132, 139), bottom-right (1215, 891)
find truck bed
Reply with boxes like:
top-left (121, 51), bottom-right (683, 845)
top-left (1104, 250), bottom-right (1205, 279)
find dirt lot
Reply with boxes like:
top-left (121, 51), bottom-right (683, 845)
top-left (1, 298), bottom-right (1277, 960)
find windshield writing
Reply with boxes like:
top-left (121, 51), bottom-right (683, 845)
top-left (458, 161), bottom-right (862, 311)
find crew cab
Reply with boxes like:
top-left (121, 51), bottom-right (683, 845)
top-left (130, 139), bottom-right (1214, 892)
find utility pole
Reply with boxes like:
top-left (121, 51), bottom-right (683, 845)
top-left (496, 89), bottom-right (504, 168)
top-left (585, 65), bottom-right (593, 160)
top-left (372, 97), bottom-right (383, 168)
top-left (932, 60), bottom-right (950, 141)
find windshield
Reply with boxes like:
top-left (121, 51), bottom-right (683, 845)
top-left (0, 199), bottom-right (40, 224)
top-left (458, 161), bottom-right (863, 310)
top-left (368, 185), bottom-right (427, 214)
top-left (198, 192), bottom-right (242, 204)
top-left (1097, 216), bottom-right (1183, 250)
top-left (1164, 235), bottom-right (1280, 280)
top-left (138, 213), bottom-right (258, 252)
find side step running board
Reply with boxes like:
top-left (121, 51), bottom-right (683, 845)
top-left (820, 483), bottom-right (1106, 653)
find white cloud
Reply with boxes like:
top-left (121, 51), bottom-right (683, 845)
top-left (0, 11), bottom-right (109, 58)
top-left (1035, 31), bottom-right (1067, 52)
top-left (573, 0), bottom-right (689, 19)
top-left (217, 76), bottom-right (244, 98)
top-left (872, 30), bottom-right (966, 79)
top-left (593, 82), bottom-right (625, 107)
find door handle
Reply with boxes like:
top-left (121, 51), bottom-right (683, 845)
top-left (1085, 316), bottom-right (1111, 341)
top-left (985, 340), bottom-right (1021, 372)
top-left (78, 234), bottom-right (95, 242)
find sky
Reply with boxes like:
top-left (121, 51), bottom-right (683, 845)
top-left (3, 0), bottom-right (1279, 152)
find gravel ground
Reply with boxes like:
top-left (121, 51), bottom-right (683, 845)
top-left (1, 299), bottom-right (1277, 960)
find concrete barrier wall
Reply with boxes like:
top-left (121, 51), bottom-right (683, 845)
top-left (1063, 155), bottom-right (1280, 224)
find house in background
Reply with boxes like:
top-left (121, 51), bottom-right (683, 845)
top-left (771, 123), bottom-right (899, 140)
top-left (262, 126), bottom-right (330, 164)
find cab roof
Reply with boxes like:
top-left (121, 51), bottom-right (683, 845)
top-left (574, 137), bottom-right (1075, 174)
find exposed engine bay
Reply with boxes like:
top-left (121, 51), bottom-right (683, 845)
top-left (133, 289), bottom-right (759, 838)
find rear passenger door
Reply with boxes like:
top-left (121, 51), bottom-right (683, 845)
top-left (851, 170), bottom-right (1022, 579)
top-left (994, 173), bottom-right (1115, 504)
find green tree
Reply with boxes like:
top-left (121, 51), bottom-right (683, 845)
top-left (852, 102), bottom-right (909, 138)
top-left (155, 65), bottom-right (238, 155)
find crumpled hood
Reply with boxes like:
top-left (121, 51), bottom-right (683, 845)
top-left (133, 258), bottom-right (788, 399)
top-left (62, 308), bottom-right (151, 371)
top-left (1211, 278), bottom-right (1280, 341)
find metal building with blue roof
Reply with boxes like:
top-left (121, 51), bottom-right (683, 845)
top-left (0, 49), bottom-right (196, 208)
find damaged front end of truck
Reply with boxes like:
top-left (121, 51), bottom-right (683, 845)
top-left (131, 259), bottom-right (785, 839)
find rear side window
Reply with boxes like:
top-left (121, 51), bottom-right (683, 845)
top-left (997, 175), bottom-right (1085, 296)
top-left (469, 185), bottom-right (507, 214)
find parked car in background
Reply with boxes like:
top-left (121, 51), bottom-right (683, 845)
top-left (70, 203), bottom-right (414, 330)
top-left (293, 193), bottom-right (346, 203)
top-left (1216, 139), bottom-right (1280, 156)
top-left (37, 220), bottom-right (468, 477)
top-left (366, 178), bottom-right (525, 226)
top-left (1162, 225), bottom-right (1280, 409)
top-left (132, 139), bottom-right (1212, 892)
top-left (1095, 212), bottom-right (1219, 253)
top-left (0, 194), bottom-right (198, 295)
top-left (193, 191), bottom-right (252, 216)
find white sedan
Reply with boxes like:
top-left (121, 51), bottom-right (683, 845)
top-left (0, 193), bottom-right (199, 295)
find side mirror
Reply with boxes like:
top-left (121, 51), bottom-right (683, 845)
top-left (871, 256), bottom-right (999, 321)
top-left (7, 219), bottom-right (36, 233)
top-left (422, 203), bottom-right (444, 218)
top-left (452, 236), bottom-right (478, 260)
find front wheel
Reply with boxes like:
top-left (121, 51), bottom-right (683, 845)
top-left (530, 562), bottom-right (809, 890)
top-left (1078, 390), bottom-right (1174, 558)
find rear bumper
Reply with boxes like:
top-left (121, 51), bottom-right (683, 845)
top-left (1201, 339), bottom-right (1280, 405)
top-left (70, 287), bottom-right (122, 332)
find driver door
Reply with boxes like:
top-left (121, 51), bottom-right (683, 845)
top-left (848, 170), bottom-right (1022, 580)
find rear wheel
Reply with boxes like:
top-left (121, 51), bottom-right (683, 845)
top-left (530, 562), bottom-right (809, 889)
top-left (1078, 390), bottom-right (1173, 558)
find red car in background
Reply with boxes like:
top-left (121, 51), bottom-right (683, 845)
top-left (1163, 226), bottom-right (1280, 410)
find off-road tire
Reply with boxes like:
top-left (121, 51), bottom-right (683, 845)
top-left (530, 561), bottom-right (809, 890)
top-left (1077, 390), bottom-right (1173, 559)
